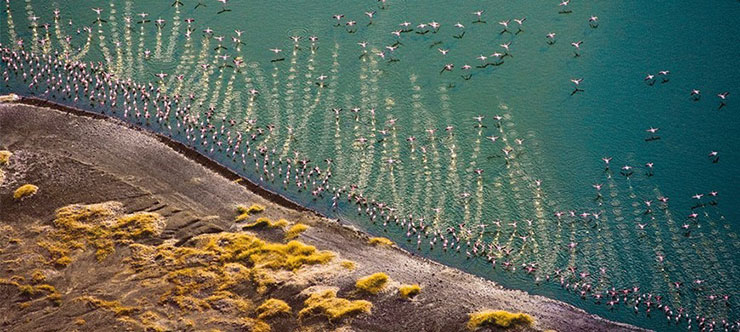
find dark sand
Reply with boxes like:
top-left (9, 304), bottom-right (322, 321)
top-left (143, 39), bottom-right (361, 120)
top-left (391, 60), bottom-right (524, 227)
top-left (0, 101), bottom-right (645, 332)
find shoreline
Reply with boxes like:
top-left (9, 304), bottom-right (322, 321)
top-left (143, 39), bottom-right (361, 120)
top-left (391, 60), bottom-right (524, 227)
top-left (17, 96), bottom-right (319, 216)
top-left (0, 97), bottom-right (647, 331)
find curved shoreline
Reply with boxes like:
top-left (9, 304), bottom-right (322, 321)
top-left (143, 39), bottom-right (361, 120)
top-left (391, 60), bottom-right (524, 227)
top-left (0, 97), bottom-right (647, 331)
top-left (18, 96), bottom-right (319, 216)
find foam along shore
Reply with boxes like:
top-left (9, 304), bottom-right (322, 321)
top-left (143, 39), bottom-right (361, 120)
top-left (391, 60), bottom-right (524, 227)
top-left (0, 99), bottom-right (645, 331)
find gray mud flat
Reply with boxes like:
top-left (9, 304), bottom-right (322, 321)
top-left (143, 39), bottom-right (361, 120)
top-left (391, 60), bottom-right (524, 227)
top-left (0, 103), bottom-right (644, 332)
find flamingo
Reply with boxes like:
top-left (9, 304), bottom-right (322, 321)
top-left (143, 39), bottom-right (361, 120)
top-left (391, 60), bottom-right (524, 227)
top-left (717, 91), bottom-right (729, 109)
top-left (589, 15), bottom-right (599, 27)
top-left (216, 0), bottom-right (231, 14)
top-left (559, 0), bottom-right (572, 13)
top-left (570, 78), bottom-right (584, 94)
top-left (546, 32), bottom-right (556, 44)
top-left (690, 89), bottom-right (701, 100)
top-left (473, 10), bottom-right (486, 23)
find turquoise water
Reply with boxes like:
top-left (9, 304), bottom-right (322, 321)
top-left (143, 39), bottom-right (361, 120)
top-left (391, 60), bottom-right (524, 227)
top-left (2, 1), bottom-right (739, 330)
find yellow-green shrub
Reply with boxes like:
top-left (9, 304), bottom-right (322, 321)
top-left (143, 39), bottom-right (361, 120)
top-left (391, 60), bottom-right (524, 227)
top-left (243, 217), bottom-right (288, 229)
top-left (235, 204), bottom-right (265, 221)
top-left (0, 150), bottom-right (11, 165)
top-left (340, 260), bottom-right (356, 271)
top-left (467, 310), bottom-right (534, 330)
top-left (298, 290), bottom-right (371, 321)
top-left (368, 237), bottom-right (393, 246)
top-left (355, 272), bottom-right (390, 295)
top-left (285, 223), bottom-right (309, 239)
top-left (76, 296), bottom-right (138, 316)
top-left (13, 184), bottom-right (38, 200)
top-left (257, 298), bottom-right (291, 319)
top-left (398, 284), bottom-right (421, 299)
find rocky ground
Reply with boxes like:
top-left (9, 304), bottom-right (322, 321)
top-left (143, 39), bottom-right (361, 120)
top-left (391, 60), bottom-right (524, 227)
top-left (0, 101), bottom-right (644, 332)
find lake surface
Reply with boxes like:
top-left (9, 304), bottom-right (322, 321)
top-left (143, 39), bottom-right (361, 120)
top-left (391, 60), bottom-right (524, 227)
top-left (2, 1), bottom-right (739, 330)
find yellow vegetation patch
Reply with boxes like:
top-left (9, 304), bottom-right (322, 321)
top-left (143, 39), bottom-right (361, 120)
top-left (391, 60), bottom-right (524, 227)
top-left (355, 272), bottom-right (390, 295)
top-left (31, 270), bottom-right (45, 284)
top-left (13, 184), bottom-right (38, 200)
top-left (298, 289), bottom-right (372, 322)
top-left (0, 278), bottom-right (61, 305)
top-left (0, 169), bottom-right (5, 185)
top-left (129, 231), bottom-right (335, 309)
top-left (368, 237), bottom-right (393, 247)
top-left (235, 204), bottom-right (265, 221)
top-left (257, 298), bottom-right (291, 319)
top-left (38, 202), bottom-right (166, 265)
top-left (77, 296), bottom-right (139, 316)
top-left (113, 213), bottom-right (166, 238)
top-left (0, 150), bottom-right (11, 165)
top-left (205, 290), bottom-right (253, 314)
top-left (138, 310), bottom-right (167, 332)
top-left (0, 278), bottom-right (20, 288)
top-left (467, 310), bottom-right (534, 330)
top-left (46, 292), bottom-right (63, 306)
top-left (243, 217), bottom-right (288, 229)
top-left (398, 284), bottom-right (421, 299)
top-left (34, 283), bottom-right (57, 294)
top-left (285, 223), bottom-right (309, 240)
top-left (340, 260), bottom-right (356, 271)
top-left (18, 284), bottom-right (35, 296)
top-left (207, 317), bottom-right (270, 332)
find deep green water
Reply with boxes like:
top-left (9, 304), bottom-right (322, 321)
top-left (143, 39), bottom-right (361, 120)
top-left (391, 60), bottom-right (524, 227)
top-left (2, 1), bottom-right (739, 330)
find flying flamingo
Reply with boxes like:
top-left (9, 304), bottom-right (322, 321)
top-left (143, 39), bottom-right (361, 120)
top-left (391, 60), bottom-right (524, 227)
top-left (473, 10), bottom-right (486, 23)
top-left (559, 0), bottom-right (572, 14)
top-left (514, 18), bottom-right (526, 33)
top-left (570, 78), bottom-right (584, 94)
top-left (717, 92), bottom-right (729, 109)
top-left (571, 41), bottom-right (583, 56)
top-left (708, 151), bottom-right (719, 163)
top-left (217, 0), bottom-right (231, 14)
top-left (690, 89), bottom-right (701, 100)
top-left (589, 15), bottom-right (599, 28)
top-left (546, 32), bottom-right (556, 44)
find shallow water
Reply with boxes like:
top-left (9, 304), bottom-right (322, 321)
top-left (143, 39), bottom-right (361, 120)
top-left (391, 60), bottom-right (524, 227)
top-left (2, 1), bottom-right (739, 330)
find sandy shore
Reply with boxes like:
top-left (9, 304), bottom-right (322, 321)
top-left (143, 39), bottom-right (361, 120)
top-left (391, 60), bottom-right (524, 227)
top-left (0, 100), bottom-right (645, 332)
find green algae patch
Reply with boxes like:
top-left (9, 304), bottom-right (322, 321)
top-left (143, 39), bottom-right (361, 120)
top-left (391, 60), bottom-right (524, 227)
top-left (13, 184), bottom-right (38, 200)
top-left (355, 272), bottom-right (390, 295)
top-left (398, 284), bottom-right (421, 299)
top-left (368, 237), bottom-right (393, 247)
top-left (298, 289), bottom-right (372, 322)
top-left (467, 310), bottom-right (534, 330)
top-left (285, 223), bottom-right (309, 240)
top-left (257, 298), bottom-right (291, 319)
top-left (0, 150), bottom-right (11, 165)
